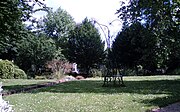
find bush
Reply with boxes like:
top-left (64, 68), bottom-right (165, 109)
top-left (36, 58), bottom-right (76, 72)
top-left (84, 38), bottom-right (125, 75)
top-left (123, 69), bottom-right (136, 76)
top-left (170, 68), bottom-right (180, 75)
top-left (90, 69), bottom-right (103, 78)
top-left (51, 71), bottom-right (64, 79)
top-left (14, 68), bottom-right (27, 79)
top-left (0, 59), bottom-right (27, 79)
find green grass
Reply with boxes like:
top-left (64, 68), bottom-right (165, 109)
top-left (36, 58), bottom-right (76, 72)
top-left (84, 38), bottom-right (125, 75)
top-left (3, 76), bottom-right (180, 112)
top-left (0, 79), bottom-right (55, 93)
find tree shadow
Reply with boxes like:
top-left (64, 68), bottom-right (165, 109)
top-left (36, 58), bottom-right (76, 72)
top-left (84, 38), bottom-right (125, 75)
top-left (33, 79), bottom-right (180, 107)
top-left (2, 82), bottom-right (56, 95)
top-left (30, 79), bottom-right (180, 94)
top-left (3, 84), bottom-right (38, 93)
top-left (3, 79), bottom-right (180, 107)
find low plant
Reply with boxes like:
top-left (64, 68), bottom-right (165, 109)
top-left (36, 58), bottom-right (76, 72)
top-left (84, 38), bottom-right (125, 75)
top-left (170, 68), bottom-right (180, 75)
top-left (0, 59), bottom-right (27, 79)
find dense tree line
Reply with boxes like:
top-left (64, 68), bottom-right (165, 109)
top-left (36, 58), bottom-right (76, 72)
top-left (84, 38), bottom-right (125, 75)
top-left (1, 0), bottom-right (179, 78)
top-left (0, 1), bottom-right (105, 78)
top-left (113, 0), bottom-right (180, 75)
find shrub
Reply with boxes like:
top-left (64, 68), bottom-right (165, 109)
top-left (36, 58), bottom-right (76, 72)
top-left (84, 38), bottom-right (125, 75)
top-left (51, 71), bottom-right (64, 79)
top-left (90, 69), bottom-right (102, 78)
top-left (123, 69), bottom-right (136, 76)
top-left (0, 59), bottom-right (27, 79)
top-left (170, 68), bottom-right (180, 75)
top-left (14, 68), bottom-right (27, 79)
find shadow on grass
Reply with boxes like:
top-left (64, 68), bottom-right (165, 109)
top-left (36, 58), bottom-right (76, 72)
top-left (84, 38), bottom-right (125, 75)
top-left (2, 82), bottom-right (56, 95)
top-left (3, 79), bottom-right (180, 107)
top-left (3, 84), bottom-right (38, 93)
top-left (33, 79), bottom-right (180, 107)
top-left (30, 79), bottom-right (180, 94)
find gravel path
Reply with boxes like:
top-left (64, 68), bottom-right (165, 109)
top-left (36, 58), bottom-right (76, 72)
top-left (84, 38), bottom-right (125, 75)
top-left (151, 102), bottom-right (180, 112)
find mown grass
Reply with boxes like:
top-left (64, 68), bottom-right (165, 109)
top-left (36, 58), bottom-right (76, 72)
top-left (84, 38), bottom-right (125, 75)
top-left (0, 79), bottom-right (55, 93)
top-left (3, 76), bottom-right (180, 112)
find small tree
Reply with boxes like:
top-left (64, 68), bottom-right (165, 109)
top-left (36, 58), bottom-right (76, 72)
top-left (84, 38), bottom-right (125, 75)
top-left (67, 18), bottom-right (105, 75)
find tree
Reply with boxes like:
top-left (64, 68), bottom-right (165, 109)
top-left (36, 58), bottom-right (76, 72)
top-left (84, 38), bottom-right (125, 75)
top-left (42, 7), bottom-right (76, 48)
top-left (0, 0), bottom-right (47, 60)
top-left (116, 0), bottom-right (180, 73)
top-left (112, 22), bottom-right (157, 74)
top-left (67, 18), bottom-right (105, 75)
top-left (16, 33), bottom-right (57, 77)
top-left (0, 0), bottom-right (25, 60)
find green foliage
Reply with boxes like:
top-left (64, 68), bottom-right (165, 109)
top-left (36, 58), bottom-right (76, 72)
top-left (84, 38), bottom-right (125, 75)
top-left (67, 18), bottom-right (105, 75)
top-left (90, 69), bottom-right (103, 77)
top-left (117, 0), bottom-right (179, 27)
top-left (43, 7), bottom-right (76, 39)
top-left (120, 68), bottom-right (136, 76)
top-left (116, 0), bottom-right (180, 73)
top-left (16, 33), bottom-right (57, 77)
top-left (0, 59), bottom-right (27, 79)
top-left (112, 22), bottom-right (157, 73)
top-left (169, 68), bottom-right (180, 75)
top-left (51, 71), bottom-right (65, 79)
top-left (41, 7), bottom-right (76, 52)
top-left (0, 0), bottom-right (47, 60)
top-left (0, 0), bottom-right (61, 78)
top-left (14, 68), bottom-right (27, 79)
top-left (0, 60), bottom-right (14, 79)
top-left (0, 0), bottom-right (24, 60)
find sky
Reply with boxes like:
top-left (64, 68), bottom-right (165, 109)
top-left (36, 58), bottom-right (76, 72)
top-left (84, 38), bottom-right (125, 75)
top-left (34, 0), bottom-right (127, 45)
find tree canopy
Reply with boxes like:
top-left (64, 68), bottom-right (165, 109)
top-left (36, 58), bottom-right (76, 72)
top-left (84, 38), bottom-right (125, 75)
top-left (0, 0), bottom-right (48, 61)
top-left (0, 0), bottom-right (65, 78)
top-left (112, 22), bottom-right (157, 73)
top-left (16, 33), bottom-right (57, 76)
top-left (67, 18), bottom-right (105, 75)
top-left (115, 0), bottom-right (180, 74)
top-left (42, 7), bottom-right (76, 47)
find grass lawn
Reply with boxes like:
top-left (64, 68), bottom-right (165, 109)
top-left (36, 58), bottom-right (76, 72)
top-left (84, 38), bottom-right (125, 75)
top-left (0, 79), bottom-right (56, 93)
top-left (3, 75), bottom-right (180, 112)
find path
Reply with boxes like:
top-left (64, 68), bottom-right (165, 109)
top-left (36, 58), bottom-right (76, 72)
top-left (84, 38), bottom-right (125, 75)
top-left (151, 102), bottom-right (180, 112)
top-left (2, 82), bottom-right (58, 96)
top-left (2, 76), bottom-right (78, 96)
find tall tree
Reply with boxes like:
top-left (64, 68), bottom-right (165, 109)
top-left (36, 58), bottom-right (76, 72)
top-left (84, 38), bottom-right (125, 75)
top-left (67, 18), bottom-right (105, 75)
top-left (0, 0), bottom-right (47, 60)
top-left (112, 22), bottom-right (157, 73)
top-left (42, 7), bottom-right (76, 48)
top-left (116, 0), bottom-right (180, 72)
top-left (0, 0), bottom-right (25, 60)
